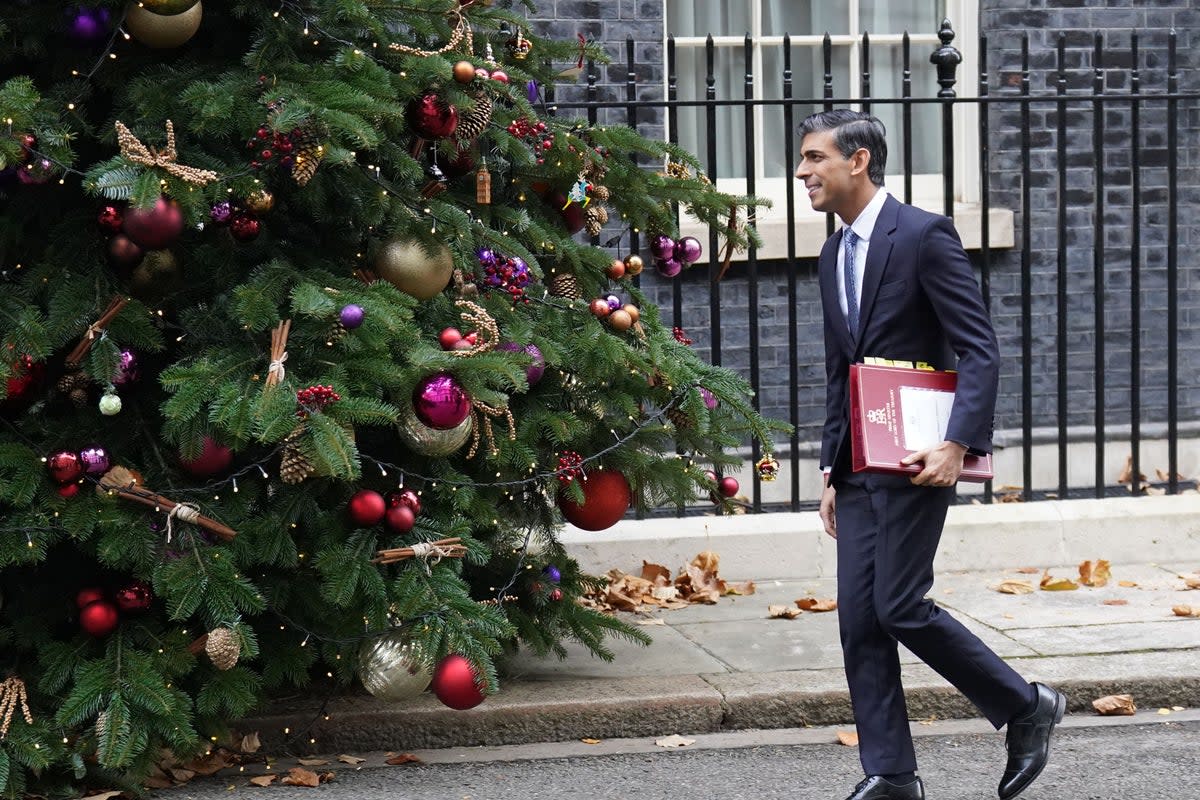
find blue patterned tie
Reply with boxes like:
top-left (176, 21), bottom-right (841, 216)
top-left (843, 228), bottom-right (860, 338)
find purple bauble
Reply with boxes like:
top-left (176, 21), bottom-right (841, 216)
top-left (476, 247), bottom-right (498, 268)
top-left (78, 445), bottom-right (111, 475)
top-left (210, 201), bottom-right (233, 226)
top-left (699, 386), bottom-right (719, 410)
top-left (650, 234), bottom-right (676, 260)
top-left (524, 344), bottom-right (545, 386)
top-left (66, 7), bottom-right (111, 44)
top-left (17, 159), bottom-right (52, 185)
top-left (674, 235), bottom-right (703, 264)
top-left (542, 564), bottom-right (562, 583)
top-left (508, 256), bottom-right (530, 286)
top-left (112, 349), bottom-right (139, 386)
top-left (605, 294), bottom-right (621, 311)
top-left (340, 304), bottom-right (365, 329)
top-left (412, 373), bottom-right (470, 430)
top-left (656, 257), bottom-right (683, 278)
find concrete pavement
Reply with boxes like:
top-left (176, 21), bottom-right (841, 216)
top-left (241, 495), bottom-right (1200, 756)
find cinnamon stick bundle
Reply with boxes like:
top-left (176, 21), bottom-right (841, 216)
top-left (98, 466), bottom-right (237, 541)
top-left (65, 295), bottom-right (129, 367)
top-left (372, 537), bottom-right (466, 565)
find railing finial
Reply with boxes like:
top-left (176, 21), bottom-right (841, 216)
top-left (930, 18), bottom-right (962, 98)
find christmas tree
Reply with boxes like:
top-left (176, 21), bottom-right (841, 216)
top-left (0, 1), bottom-right (782, 792)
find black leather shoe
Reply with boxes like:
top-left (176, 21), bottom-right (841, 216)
top-left (998, 682), bottom-right (1067, 799)
top-left (844, 775), bottom-right (925, 800)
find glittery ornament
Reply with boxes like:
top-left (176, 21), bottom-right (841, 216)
top-left (431, 654), bottom-right (485, 710)
top-left (756, 453), bottom-right (780, 482)
top-left (115, 580), bottom-right (153, 612)
top-left (397, 405), bottom-right (472, 457)
top-left (209, 200), bottom-right (233, 225)
top-left (549, 588), bottom-right (564, 602)
top-left (412, 373), bottom-right (470, 430)
top-left (78, 445), bottom-right (111, 475)
top-left (358, 629), bottom-right (432, 702)
top-left (97, 205), bottom-right (124, 233)
top-left (112, 349), bottom-right (139, 386)
top-left (229, 213), bottom-right (261, 242)
top-left (98, 393), bottom-right (122, 416)
top-left (205, 627), bottom-right (240, 670)
top-left (245, 188), bottom-right (274, 214)
top-left (389, 488), bottom-right (422, 516)
top-left (699, 387), bottom-right (719, 409)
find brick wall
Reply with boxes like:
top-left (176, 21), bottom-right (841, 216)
top-left (528, 2), bottom-right (1199, 462)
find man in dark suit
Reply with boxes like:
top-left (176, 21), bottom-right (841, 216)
top-left (796, 109), bottom-right (1066, 800)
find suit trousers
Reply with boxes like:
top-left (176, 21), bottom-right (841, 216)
top-left (833, 474), bottom-right (1032, 775)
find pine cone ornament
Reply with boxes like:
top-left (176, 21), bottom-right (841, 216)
top-left (205, 627), bottom-right (240, 671)
top-left (666, 406), bottom-right (692, 430)
top-left (327, 320), bottom-right (347, 345)
top-left (280, 427), bottom-right (313, 484)
top-left (455, 91), bottom-right (493, 141)
top-left (94, 710), bottom-right (108, 740)
top-left (591, 185), bottom-right (610, 202)
top-left (584, 205), bottom-right (608, 237)
top-left (548, 272), bottom-right (581, 300)
top-left (57, 371), bottom-right (90, 408)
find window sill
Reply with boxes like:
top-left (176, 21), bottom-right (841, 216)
top-left (679, 203), bottom-right (1015, 262)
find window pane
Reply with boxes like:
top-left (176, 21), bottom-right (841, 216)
top-left (760, 45), bottom-right (852, 179)
top-left (859, 0), bottom-right (947, 35)
top-left (673, 45), bottom-right (749, 179)
top-left (665, 1), bottom-right (750, 37)
top-left (867, 45), bottom-right (942, 176)
top-left (761, 1), bottom-right (848, 36)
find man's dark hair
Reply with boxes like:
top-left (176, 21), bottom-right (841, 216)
top-left (799, 110), bottom-right (887, 187)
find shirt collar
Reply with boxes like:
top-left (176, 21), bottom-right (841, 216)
top-left (844, 187), bottom-right (889, 242)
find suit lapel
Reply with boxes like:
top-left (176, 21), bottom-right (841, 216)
top-left (853, 195), bottom-right (899, 349)
top-left (819, 230), bottom-right (855, 357)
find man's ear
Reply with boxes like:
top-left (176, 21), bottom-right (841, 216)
top-left (849, 148), bottom-right (871, 177)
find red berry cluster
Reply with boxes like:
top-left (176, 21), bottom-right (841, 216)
top-left (295, 384), bottom-right (340, 418)
top-left (672, 327), bottom-right (694, 345)
top-left (555, 450), bottom-right (584, 486)
top-left (506, 117), bottom-right (556, 164)
top-left (246, 126), bottom-right (298, 171)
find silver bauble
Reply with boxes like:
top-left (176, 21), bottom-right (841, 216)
top-left (397, 405), bottom-right (472, 457)
top-left (126, 1), bottom-right (203, 48)
top-left (373, 238), bottom-right (455, 300)
top-left (358, 629), bottom-right (432, 702)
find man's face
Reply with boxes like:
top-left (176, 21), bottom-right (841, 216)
top-left (794, 129), bottom-right (857, 216)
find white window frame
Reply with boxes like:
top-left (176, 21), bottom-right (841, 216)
top-left (665, 1), bottom-right (1008, 258)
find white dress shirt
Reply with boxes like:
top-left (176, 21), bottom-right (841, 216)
top-left (835, 186), bottom-right (889, 324)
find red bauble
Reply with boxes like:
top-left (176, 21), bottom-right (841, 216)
top-left (588, 298), bottom-right (611, 318)
top-left (438, 327), bottom-right (463, 350)
top-left (557, 469), bottom-right (631, 531)
top-left (431, 654), bottom-right (485, 710)
top-left (347, 489), bottom-right (387, 527)
top-left (57, 482), bottom-right (80, 498)
top-left (3, 355), bottom-right (44, 414)
top-left (47, 450), bottom-right (84, 484)
top-left (97, 204), bottom-right (124, 233)
top-left (76, 587), bottom-right (106, 609)
top-left (122, 196), bottom-right (184, 250)
top-left (79, 600), bottom-right (120, 637)
top-left (108, 234), bottom-right (144, 269)
top-left (384, 504), bottom-right (416, 534)
top-left (229, 213), bottom-right (262, 242)
top-left (718, 476), bottom-right (740, 498)
top-left (407, 93), bottom-right (459, 139)
top-left (115, 580), bottom-right (153, 613)
top-left (179, 437), bottom-right (233, 477)
top-left (392, 488), bottom-right (421, 516)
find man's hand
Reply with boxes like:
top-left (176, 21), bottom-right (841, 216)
top-left (901, 440), bottom-right (968, 487)
top-left (819, 484), bottom-right (837, 539)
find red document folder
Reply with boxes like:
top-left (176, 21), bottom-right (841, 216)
top-left (848, 363), bottom-right (993, 482)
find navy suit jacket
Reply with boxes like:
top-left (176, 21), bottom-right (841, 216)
top-left (820, 195), bottom-right (1000, 477)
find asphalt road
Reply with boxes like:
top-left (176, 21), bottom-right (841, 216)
top-left (172, 713), bottom-right (1200, 800)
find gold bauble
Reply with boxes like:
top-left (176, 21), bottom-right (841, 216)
top-left (624, 253), bottom-right (644, 276)
top-left (245, 189), bottom-right (275, 214)
top-left (397, 405), bottom-right (472, 457)
top-left (126, 1), bottom-right (202, 48)
top-left (373, 238), bottom-right (455, 301)
top-left (138, 0), bottom-right (201, 14)
top-left (358, 629), bottom-right (432, 702)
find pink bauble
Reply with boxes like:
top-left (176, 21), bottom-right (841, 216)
top-left (412, 373), bottom-right (470, 430)
top-left (179, 437), bottom-right (233, 477)
top-left (699, 387), bottom-right (719, 409)
top-left (431, 654), bottom-right (485, 710)
top-left (78, 445), bottom-right (111, 475)
top-left (122, 197), bottom-right (184, 250)
top-left (650, 234), bottom-right (676, 260)
top-left (674, 235), bottom-right (703, 264)
top-left (655, 257), bottom-right (683, 278)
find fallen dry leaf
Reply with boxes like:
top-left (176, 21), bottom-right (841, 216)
top-left (655, 734), bottom-right (696, 748)
top-left (768, 604), bottom-right (803, 619)
top-left (636, 617), bottom-right (666, 625)
top-left (796, 597), bottom-right (837, 612)
top-left (1118, 454), bottom-right (1146, 485)
top-left (297, 758), bottom-right (330, 766)
top-left (185, 753), bottom-right (229, 777)
top-left (281, 767), bottom-right (321, 788)
top-left (385, 753), bottom-right (423, 765)
top-left (1182, 576), bottom-right (1200, 590)
top-left (1014, 567), bottom-right (1041, 574)
top-left (82, 792), bottom-right (123, 800)
top-left (1156, 468), bottom-right (1187, 482)
top-left (1119, 580), bottom-right (1139, 588)
top-left (641, 561), bottom-right (672, 585)
top-left (143, 775), bottom-right (173, 790)
top-left (1103, 599), bottom-right (1129, 606)
top-left (836, 730), bottom-right (860, 747)
top-left (1079, 560), bottom-right (1112, 587)
top-left (337, 754), bottom-right (366, 765)
top-left (239, 731), bottom-right (262, 754)
top-left (1172, 605), bottom-right (1200, 618)
top-left (248, 775), bottom-right (277, 787)
top-left (580, 738), bottom-right (602, 745)
top-left (1093, 694), bottom-right (1136, 716)
top-left (1157, 707), bottom-right (1173, 715)
top-left (1040, 571), bottom-right (1079, 591)
top-left (725, 580), bottom-right (756, 596)
top-left (167, 768), bottom-right (196, 783)
top-left (319, 772), bottom-right (335, 784)
top-left (994, 579), bottom-right (1035, 595)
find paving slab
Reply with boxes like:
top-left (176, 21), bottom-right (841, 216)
top-left (1004, 619), bottom-right (1200, 656)
top-left (502, 622), bottom-right (730, 680)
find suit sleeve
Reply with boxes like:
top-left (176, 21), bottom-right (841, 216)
top-left (916, 216), bottom-right (1000, 454)
top-left (821, 281), bottom-right (850, 471)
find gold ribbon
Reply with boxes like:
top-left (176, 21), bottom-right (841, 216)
top-left (115, 119), bottom-right (219, 186)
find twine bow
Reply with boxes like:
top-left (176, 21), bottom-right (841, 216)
top-left (166, 502), bottom-right (202, 543)
top-left (265, 320), bottom-right (291, 389)
top-left (0, 676), bottom-right (33, 740)
top-left (115, 119), bottom-right (219, 186)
